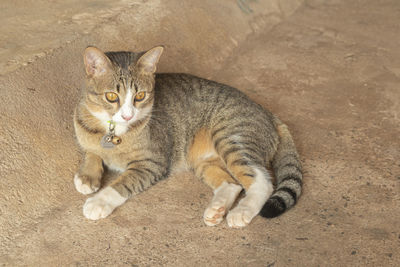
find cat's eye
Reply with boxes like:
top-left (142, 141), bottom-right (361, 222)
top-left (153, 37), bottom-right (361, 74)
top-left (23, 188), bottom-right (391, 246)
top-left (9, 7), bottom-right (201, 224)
top-left (135, 91), bottom-right (146, 102)
top-left (105, 92), bottom-right (119, 103)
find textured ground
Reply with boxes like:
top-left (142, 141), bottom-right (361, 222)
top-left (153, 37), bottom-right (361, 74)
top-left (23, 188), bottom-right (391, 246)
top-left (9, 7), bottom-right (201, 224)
top-left (0, 0), bottom-right (399, 266)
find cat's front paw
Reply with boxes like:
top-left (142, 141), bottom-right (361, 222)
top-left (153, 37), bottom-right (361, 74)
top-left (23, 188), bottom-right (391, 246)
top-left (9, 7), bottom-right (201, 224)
top-left (74, 174), bottom-right (100, 195)
top-left (83, 197), bottom-right (115, 220)
top-left (83, 187), bottom-right (127, 220)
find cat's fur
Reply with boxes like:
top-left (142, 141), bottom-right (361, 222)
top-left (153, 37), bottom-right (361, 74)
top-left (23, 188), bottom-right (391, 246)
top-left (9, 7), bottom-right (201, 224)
top-left (73, 46), bottom-right (303, 227)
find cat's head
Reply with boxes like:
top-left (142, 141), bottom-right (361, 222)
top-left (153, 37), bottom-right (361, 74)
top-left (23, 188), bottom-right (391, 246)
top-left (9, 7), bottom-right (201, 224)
top-left (82, 46), bottom-right (163, 133)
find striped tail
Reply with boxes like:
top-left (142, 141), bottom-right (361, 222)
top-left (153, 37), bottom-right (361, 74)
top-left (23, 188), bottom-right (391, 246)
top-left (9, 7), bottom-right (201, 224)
top-left (260, 121), bottom-right (303, 218)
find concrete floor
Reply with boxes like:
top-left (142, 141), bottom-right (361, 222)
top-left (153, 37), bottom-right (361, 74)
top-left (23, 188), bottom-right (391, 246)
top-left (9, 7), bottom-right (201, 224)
top-left (0, 0), bottom-right (399, 266)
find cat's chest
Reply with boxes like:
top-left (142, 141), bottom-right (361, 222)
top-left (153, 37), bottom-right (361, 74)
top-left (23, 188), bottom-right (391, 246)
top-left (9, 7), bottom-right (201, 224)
top-left (98, 142), bottom-right (147, 172)
top-left (77, 129), bottom-right (147, 172)
top-left (101, 152), bottom-right (128, 172)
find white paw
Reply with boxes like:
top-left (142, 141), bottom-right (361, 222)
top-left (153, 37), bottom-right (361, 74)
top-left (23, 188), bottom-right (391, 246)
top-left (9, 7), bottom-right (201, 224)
top-left (226, 206), bottom-right (255, 228)
top-left (203, 182), bottom-right (242, 226)
top-left (82, 187), bottom-right (127, 220)
top-left (203, 203), bottom-right (227, 226)
top-left (83, 197), bottom-right (115, 220)
top-left (74, 174), bottom-right (99, 195)
top-left (226, 168), bottom-right (273, 228)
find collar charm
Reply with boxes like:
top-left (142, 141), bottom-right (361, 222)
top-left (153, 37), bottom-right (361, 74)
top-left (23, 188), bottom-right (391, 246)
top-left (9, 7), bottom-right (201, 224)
top-left (100, 120), bottom-right (122, 149)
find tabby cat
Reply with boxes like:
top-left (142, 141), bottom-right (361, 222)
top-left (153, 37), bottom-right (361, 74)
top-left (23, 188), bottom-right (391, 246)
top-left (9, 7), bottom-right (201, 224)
top-left (73, 46), bottom-right (303, 228)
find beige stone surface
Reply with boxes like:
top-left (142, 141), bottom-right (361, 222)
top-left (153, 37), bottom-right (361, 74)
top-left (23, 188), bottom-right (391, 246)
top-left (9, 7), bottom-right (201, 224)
top-left (0, 0), bottom-right (399, 266)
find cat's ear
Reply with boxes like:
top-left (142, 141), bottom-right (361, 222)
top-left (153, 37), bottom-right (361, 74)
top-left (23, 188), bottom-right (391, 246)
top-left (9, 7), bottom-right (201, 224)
top-left (137, 46), bottom-right (164, 74)
top-left (83, 47), bottom-right (112, 77)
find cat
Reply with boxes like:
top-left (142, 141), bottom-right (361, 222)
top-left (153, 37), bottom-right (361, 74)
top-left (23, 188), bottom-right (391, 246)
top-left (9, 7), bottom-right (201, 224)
top-left (73, 46), bottom-right (303, 228)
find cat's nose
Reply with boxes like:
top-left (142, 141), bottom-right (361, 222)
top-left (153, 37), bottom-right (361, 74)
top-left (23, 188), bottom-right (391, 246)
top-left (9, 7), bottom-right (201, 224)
top-left (121, 114), bottom-right (133, 121)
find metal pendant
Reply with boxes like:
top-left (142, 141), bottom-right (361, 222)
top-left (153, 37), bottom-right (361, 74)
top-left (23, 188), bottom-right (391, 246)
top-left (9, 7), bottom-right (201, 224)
top-left (101, 134), bottom-right (116, 149)
top-left (100, 120), bottom-right (122, 149)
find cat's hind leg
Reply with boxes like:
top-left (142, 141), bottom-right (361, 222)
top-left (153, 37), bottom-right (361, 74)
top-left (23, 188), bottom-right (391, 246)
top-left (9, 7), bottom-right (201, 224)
top-left (226, 167), bottom-right (273, 228)
top-left (195, 158), bottom-right (242, 226)
top-left (188, 128), bottom-right (242, 226)
top-left (203, 180), bottom-right (242, 226)
top-left (213, 134), bottom-right (274, 228)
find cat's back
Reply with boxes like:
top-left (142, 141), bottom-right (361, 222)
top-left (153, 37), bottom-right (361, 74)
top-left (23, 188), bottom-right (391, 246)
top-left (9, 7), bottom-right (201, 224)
top-left (154, 73), bottom-right (257, 111)
top-left (153, 73), bottom-right (275, 133)
top-left (154, 73), bottom-right (217, 98)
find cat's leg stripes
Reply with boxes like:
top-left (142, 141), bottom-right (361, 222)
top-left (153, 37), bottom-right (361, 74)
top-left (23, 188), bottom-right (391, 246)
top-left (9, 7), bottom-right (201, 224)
top-left (74, 152), bottom-right (103, 195)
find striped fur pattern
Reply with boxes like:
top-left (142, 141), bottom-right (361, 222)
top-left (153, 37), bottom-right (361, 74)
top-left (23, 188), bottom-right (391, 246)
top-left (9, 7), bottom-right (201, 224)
top-left (73, 46), bottom-right (303, 227)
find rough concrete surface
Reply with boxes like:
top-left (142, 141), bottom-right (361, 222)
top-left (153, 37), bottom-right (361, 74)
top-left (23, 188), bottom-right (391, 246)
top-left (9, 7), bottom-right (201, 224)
top-left (0, 0), bottom-right (399, 266)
